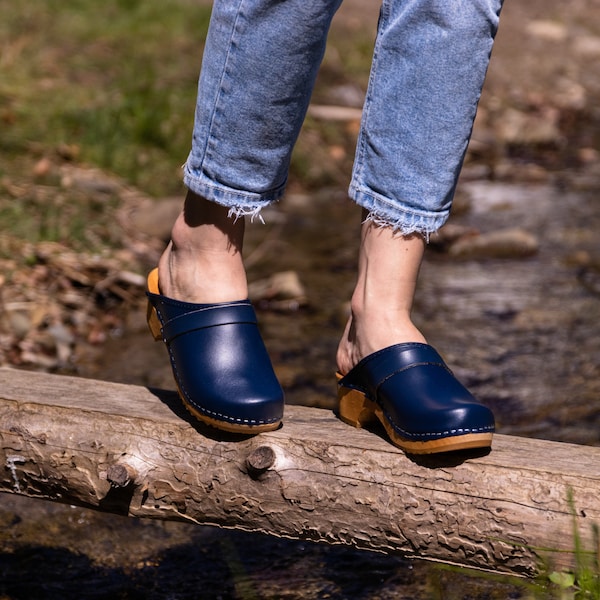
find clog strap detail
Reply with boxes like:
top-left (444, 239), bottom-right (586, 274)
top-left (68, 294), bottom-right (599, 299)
top-left (160, 303), bottom-right (258, 344)
top-left (339, 343), bottom-right (449, 398)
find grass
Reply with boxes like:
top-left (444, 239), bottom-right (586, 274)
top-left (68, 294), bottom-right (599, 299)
top-left (1, 0), bottom-right (212, 195)
top-left (0, 0), bottom-right (375, 194)
top-left (0, 0), bottom-right (374, 252)
top-left (537, 490), bottom-right (600, 599)
top-left (0, 0), bottom-right (214, 254)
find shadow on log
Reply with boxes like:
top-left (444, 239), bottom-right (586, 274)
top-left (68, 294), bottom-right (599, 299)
top-left (1, 367), bottom-right (599, 577)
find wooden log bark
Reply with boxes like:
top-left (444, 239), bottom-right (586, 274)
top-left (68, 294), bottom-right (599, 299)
top-left (1, 367), bottom-right (599, 577)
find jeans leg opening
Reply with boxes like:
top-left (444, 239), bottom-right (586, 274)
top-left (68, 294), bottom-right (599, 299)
top-left (362, 210), bottom-right (432, 241)
top-left (351, 184), bottom-right (450, 242)
top-left (227, 204), bottom-right (266, 224)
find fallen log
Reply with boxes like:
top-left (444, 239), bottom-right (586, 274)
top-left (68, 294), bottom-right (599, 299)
top-left (1, 367), bottom-right (599, 577)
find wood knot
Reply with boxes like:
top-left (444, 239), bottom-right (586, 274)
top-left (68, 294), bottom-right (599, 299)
top-left (106, 463), bottom-right (135, 488)
top-left (246, 445), bottom-right (276, 477)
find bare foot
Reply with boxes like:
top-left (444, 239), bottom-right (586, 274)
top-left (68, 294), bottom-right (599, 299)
top-left (336, 307), bottom-right (427, 375)
top-left (336, 221), bottom-right (428, 375)
top-left (157, 191), bottom-right (249, 303)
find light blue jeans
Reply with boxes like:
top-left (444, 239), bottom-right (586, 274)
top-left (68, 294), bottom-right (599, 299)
top-left (183, 0), bottom-right (503, 236)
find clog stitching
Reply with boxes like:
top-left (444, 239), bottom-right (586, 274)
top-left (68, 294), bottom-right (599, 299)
top-left (380, 403), bottom-right (494, 440)
top-left (163, 332), bottom-right (280, 426)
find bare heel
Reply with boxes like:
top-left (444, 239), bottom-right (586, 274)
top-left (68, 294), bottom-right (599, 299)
top-left (337, 377), bottom-right (378, 429)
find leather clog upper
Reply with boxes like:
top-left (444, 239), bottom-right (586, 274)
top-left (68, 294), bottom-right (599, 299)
top-left (147, 291), bottom-right (284, 429)
top-left (338, 343), bottom-right (494, 442)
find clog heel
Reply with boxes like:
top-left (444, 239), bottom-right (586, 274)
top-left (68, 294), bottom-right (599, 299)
top-left (336, 343), bottom-right (494, 455)
top-left (146, 268), bottom-right (162, 341)
top-left (336, 373), bottom-right (379, 428)
top-left (146, 268), bottom-right (284, 434)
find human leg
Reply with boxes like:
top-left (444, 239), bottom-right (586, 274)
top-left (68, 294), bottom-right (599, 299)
top-left (183, 0), bottom-right (344, 216)
top-left (337, 0), bottom-right (503, 452)
top-left (157, 191), bottom-right (247, 304)
top-left (160, 0), bottom-right (344, 305)
top-left (149, 0), bottom-right (343, 433)
top-left (349, 0), bottom-right (504, 234)
top-left (341, 0), bottom-right (504, 370)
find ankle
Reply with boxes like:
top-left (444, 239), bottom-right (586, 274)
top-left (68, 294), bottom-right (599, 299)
top-left (336, 300), bottom-right (427, 375)
top-left (170, 192), bottom-right (245, 253)
top-left (157, 194), bottom-right (249, 303)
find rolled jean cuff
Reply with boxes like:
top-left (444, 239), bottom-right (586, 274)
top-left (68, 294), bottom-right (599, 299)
top-left (349, 183), bottom-right (450, 239)
top-left (183, 161), bottom-right (285, 220)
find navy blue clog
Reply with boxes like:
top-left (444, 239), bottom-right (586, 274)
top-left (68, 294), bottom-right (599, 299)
top-left (146, 269), bottom-right (284, 433)
top-left (337, 343), bottom-right (494, 454)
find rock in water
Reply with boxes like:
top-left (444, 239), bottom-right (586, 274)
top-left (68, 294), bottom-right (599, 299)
top-left (448, 228), bottom-right (539, 259)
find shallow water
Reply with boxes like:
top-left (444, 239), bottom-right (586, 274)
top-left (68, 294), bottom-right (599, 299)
top-left (1, 178), bottom-right (599, 599)
top-left (418, 181), bottom-right (600, 445)
top-left (0, 493), bottom-right (532, 600)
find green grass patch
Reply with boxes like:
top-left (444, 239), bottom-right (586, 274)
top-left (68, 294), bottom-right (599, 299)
top-left (1, 0), bottom-right (374, 198)
top-left (0, 0), bottom-right (374, 248)
top-left (537, 489), bottom-right (600, 599)
top-left (1, 0), bottom-right (211, 195)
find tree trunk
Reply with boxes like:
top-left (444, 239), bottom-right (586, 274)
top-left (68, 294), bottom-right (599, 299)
top-left (1, 367), bottom-right (599, 577)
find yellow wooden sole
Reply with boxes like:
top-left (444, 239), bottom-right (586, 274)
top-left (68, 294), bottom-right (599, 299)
top-left (179, 384), bottom-right (281, 434)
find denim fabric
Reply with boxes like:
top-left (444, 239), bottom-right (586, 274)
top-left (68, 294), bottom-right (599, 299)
top-left (183, 0), bottom-right (503, 234)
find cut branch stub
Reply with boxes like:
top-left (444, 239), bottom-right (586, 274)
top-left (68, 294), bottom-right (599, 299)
top-left (106, 463), bottom-right (135, 488)
top-left (246, 445), bottom-right (276, 477)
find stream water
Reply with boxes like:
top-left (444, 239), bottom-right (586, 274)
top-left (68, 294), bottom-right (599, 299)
top-left (1, 173), bottom-right (599, 599)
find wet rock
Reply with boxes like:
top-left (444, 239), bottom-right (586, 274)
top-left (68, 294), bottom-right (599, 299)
top-left (249, 271), bottom-right (307, 311)
top-left (553, 78), bottom-right (587, 111)
top-left (495, 107), bottom-right (563, 147)
top-left (574, 34), bottom-right (600, 59)
top-left (126, 196), bottom-right (181, 241)
top-left (525, 20), bottom-right (568, 42)
top-left (448, 228), bottom-right (539, 259)
top-left (578, 147), bottom-right (600, 165)
top-left (493, 161), bottom-right (552, 183)
top-left (46, 323), bottom-right (75, 365)
top-left (429, 223), bottom-right (479, 252)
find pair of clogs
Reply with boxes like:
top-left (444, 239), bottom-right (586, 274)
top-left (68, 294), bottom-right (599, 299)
top-left (147, 270), bottom-right (494, 453)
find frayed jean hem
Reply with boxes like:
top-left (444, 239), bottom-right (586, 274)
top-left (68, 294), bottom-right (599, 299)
top-left (183, 163), bottom-right (285, 222)
top-left (350, 184), bottom-right (450, 240)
